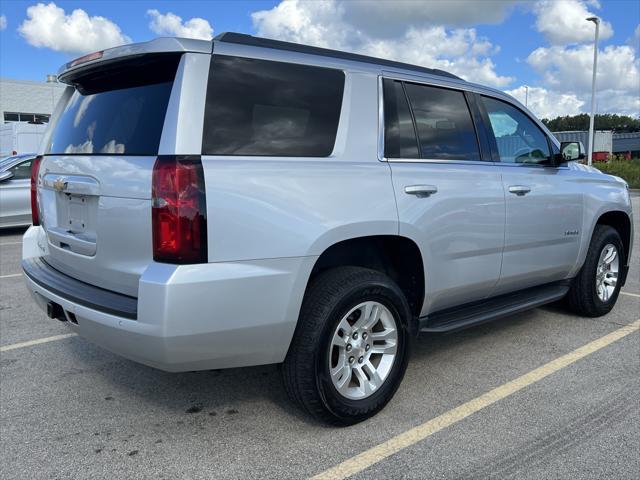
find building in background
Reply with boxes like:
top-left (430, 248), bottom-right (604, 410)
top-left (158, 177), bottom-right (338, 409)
top-left (611, 132), bottom-right (640, 159)
top-left (553, 130), bottom-right (640, 161)
top-left (0, 76), bottom-right (66, 125)
top-left (553, 130), bottom-right (613, 161)
top-left (0, 77), bottom-right (67, 155)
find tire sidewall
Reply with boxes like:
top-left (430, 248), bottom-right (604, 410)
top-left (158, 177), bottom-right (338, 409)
top-left (314, 280), bottom-right (411, 424)
top-left (587, 228), bottom-right (624, 312)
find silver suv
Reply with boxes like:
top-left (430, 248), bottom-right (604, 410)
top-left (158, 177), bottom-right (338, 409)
top-left (22, 33), bottom-right (633, 425)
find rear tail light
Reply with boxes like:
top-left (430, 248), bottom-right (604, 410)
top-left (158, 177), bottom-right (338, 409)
top-left (152, 155), bottom-right (207, 264)
top-left (30, 155), bottom-right (43, 226)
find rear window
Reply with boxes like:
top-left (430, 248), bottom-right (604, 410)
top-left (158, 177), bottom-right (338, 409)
top-left (202, 55), bottom-right (345, 157)
top-left (48, 54), bottom-right (180, 155)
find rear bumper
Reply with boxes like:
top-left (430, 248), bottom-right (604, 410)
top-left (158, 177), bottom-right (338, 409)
top-left (22, 226), bottom-right (315, 372)
top-left (23, 257), bottom-right (138, 319)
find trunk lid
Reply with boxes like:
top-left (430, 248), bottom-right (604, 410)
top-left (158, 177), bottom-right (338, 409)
top-left (38, 53), bottom-right (182, 297)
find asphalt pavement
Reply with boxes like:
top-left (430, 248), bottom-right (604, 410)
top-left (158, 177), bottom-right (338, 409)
top-left (1, 197), bottom-right (638, 479)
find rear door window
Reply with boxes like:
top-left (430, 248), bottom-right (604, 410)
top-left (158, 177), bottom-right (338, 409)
top-left (48, 54), bottom-right (180, 155)
top-left (202, 55), bottom-right (345, 157)
top-left (383, 79), bottom-right (419, 159)
top-left (404, 83), bottom-right (481, 161)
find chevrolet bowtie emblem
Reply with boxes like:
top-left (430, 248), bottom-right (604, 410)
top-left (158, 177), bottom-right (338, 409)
top-left (53, 177), bottom-right (67, 193)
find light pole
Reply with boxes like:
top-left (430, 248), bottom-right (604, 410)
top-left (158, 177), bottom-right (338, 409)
top-left (586, 16), bottom-right (600, 166)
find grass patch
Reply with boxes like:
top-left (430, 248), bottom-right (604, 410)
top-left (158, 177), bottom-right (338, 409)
top-left (595, 158), bottom-right (640, 189)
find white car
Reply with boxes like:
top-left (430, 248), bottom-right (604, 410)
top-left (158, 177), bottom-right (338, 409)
top-left (0, 154), bottom-right (36, 228)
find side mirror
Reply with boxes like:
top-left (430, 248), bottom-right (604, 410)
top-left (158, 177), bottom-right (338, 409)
top-left (0, 171), bottom-right (14, 182)
top-left (559, 141), bottom-right (586, 163)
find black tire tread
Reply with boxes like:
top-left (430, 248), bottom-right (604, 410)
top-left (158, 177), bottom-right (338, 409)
top-left (566, 225), bottom-right (624, 317)
top-left (283, 266), bottom-right (409, 425)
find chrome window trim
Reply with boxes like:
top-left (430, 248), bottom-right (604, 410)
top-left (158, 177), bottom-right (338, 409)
top-left (386, 158), bottom-right (495, 166)
top-left (377, 75), bottom-right (385, 162)
top-left (377, 73), bottom-right (566, 169)
top-left (385, 157), bottom-right (568, 169)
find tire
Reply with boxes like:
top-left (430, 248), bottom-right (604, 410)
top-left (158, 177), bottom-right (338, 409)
top-left (283, 267), bottom-right (412, 426)
top-left (566, 225), bottom-right (625, 317)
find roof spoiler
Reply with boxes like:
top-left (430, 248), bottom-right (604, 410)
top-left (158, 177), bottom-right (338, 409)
top-left (58, 37), bottom-right (212, 84)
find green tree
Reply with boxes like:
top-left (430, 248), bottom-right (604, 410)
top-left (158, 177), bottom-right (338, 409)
top-left (542, 114), bottom-right (640, 132)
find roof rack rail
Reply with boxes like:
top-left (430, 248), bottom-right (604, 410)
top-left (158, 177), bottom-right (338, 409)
top-left (214, 32), bottom-right (462, 81)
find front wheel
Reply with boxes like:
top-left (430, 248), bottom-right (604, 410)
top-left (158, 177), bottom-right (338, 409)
top-left (283, 267), bottom-right (411, 425)
top-left (566, 225), bottom-right (624, 317)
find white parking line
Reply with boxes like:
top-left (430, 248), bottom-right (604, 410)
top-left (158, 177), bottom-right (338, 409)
top-left (0, 273), bottom-right (22, 279)
top-left (621, 291), bottom-right (640, 298)
top-left (0, 333), bottom-right (77, 352)
top-left (0, 242), bottom-right (22, 246)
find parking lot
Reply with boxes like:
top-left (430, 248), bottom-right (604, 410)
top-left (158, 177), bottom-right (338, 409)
top-left (0, 196), bottom-right (638, 480)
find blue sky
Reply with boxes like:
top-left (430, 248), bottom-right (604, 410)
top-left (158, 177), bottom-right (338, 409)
top-left (0, 1), bottom-right (638, 118)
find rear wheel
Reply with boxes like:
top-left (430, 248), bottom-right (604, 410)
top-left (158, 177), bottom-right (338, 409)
top-left (283, 267), bottom-right (411, 425)
top-left (566, 225), bottom-right (624, 317)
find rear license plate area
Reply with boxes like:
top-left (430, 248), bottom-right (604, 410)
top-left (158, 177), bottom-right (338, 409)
top-left (66, 194), bottom-right (89, 232)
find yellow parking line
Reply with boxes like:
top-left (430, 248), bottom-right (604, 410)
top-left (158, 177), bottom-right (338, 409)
top-left (0, 242), bottom-right (22, 246)
top-left (311, 319), bottom-right (640, 480)
top-left (621, 291), bottom-right (640, 298)
top-left (0, 333), bottom-right (77, 352)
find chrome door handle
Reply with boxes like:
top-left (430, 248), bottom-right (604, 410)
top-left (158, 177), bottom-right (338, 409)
top-left (508, 185), bottom-right (531, 196)
top-left (405, 185), bottom-right (438, 198)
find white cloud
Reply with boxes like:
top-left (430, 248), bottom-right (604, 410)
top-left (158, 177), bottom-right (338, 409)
top-left (528, 44), bottom-right (639, 94)
top-left (147, 9), bottom-right (213, 40)
top-left (0, 14), bottom-right (7, 31)
top-left (64, 140), bottom-right (93, 154)
top-left (533, 0), bottom-right (613, 45)
top-left (100, 139), bottom-right (125, 154)
top-left (19, 2), bottom-right (130, 54)
top-left (522, 1), bottom-right (639, 117)
top-left (505, 86), bottom-right (584, 119)
top-left (342, 0), bottom-right (519, 36)
top-left (252, 0), bottom-right (347, 49)
top-left (252, 0), bottom-right (513, 87)
top-left (250, 0), bottom-right (637, 116)
top-left (589, 90), bottom-right (640, 118)
top-left (526, 44), bottom-right (640, 116)
top-left (362, 28), bottom-right (513, 87)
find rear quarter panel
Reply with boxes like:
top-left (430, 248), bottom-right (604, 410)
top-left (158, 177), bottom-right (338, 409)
top-left (199, 69), bottom-right (398, 262)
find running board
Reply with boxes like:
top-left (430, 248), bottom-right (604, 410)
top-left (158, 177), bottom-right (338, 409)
top-left (419, 282), bottom-right (570, 333)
